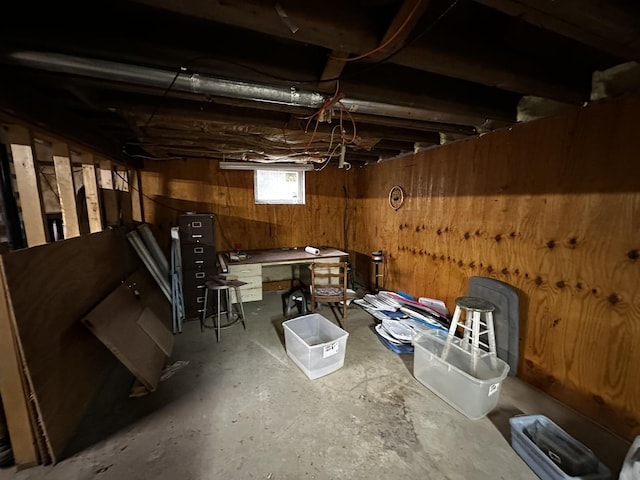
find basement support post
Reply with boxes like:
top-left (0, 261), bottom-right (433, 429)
top-left (52, 142), bottom-right (80, 239)
top-left (98, 158), bottom-right (119, 227)
top-left (80, 154), bottom-right (103, 233)
top-left (0, 142), bottom-right (25, 250)
top-left (8, 126), bottom-right (48, 247)
top-left (128, 169), bottom-right (144, 223)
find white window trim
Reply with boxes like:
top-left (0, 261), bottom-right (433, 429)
top-left (254, 169), bottom-right (306, 205)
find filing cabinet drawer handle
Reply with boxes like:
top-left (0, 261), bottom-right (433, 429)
top-left (195, 260), bottom-right (204, 264)
top-left (196, 284), bottom-right (205, 289)
top-left (192, 234), bottom-right (203, 238)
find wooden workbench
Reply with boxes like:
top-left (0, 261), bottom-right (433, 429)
top-left (223, 247), bottom-right (348, 302)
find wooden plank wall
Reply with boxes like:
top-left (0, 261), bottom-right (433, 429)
top-left (138, 95), bottom-right (639, 441)
top-left (0, 229), bottom-right (138, 462)
top-left (352, 95), bottom-right (640, 441)
top-left (140, 161), bottom-right (355, 253)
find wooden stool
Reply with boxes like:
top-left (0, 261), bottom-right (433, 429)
top-left (201, 278), bottom-right (247, 342)
top-left (442, 296), bottom-right (497, 375)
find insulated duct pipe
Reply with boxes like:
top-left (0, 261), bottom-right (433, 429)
top-left (9, 51), bottom-right (482, 127)
top-left (10, 51), bottom-right (325, 108)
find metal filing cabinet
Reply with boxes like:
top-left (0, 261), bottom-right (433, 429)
top-left (179, 213), bottom-right (216, 319)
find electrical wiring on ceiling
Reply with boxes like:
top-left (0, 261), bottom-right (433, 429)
top-left (301, 81), bottom-right (342, 150)
top-left (129, 0), bottom-right (459, 166)
top-left (170, 0), bottom-right (457, 87)
top-left (122, 145), bottom-right (185, 161)
top-left (329, 0), bottom-right (424, 62)
top-left (315, 124), bottom-right (342, 171)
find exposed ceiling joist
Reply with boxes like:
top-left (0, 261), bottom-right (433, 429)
top-left (0, 0), bottom-right (635, 168)
top-left (133, 0), bottom-right (589, 102)
top-left (472, 0), bottom-right (640, 60)
top-left (373, 0), bottom-right (432, 59)
top-left (390, 41), bottom-right (588, 103)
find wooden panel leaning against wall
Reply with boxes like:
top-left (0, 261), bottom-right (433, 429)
top-left (140, 159), bottom-right (356, 254)
top-left (0, 229), bottom-right (138, 464)
top-left (351, 94), bottom-right (640, 441)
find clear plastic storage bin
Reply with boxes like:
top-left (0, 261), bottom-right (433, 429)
top-left (509, 414), bottom-right (611, 480)
top-left (283, 314), bottom-right (349, 380)
top-left (412, 329), bottom-right (509, 419)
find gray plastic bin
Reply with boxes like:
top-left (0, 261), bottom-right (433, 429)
top-left (509, 414), bottom-right (611, 480)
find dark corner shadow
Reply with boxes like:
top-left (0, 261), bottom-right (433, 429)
top-left (62, 352), bottom-right (200, 460)
top-left (271, 315), bottom-right (287, 349)
top-left (513, 285), bottom-right (529, 379)
top-left (487, 406), bottom-right (525, 444)
top-left (62, 362), bottom-right (144, 459)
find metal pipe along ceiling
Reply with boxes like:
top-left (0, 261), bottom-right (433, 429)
top-left (9, 51), bottom-right (479, 127)
top-left (10, 51), bottom-right (325, 108)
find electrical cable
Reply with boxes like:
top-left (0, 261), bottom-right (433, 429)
top-left (369, 0), bottom-right (460, 66)
top-left (122, 146), bottom-right (185, 161)
top-left (132, 1), bottom-right (458, 163)
top-left (326, 124), bottom-right (342, 157)
top-left (199, 0), bottom-right (459, 83)
top-left (134, 0), bottom-right (458, 107)
top-left (142, 67), bottom-right (185, 131)
top-left (303, 82), bottom-right (341, 127)
top-left (314, 143), bottom-right (342, 171)
top-left (337, 102), bottom-right (357, 144)
top-left (330, 0), bottom-right (424, 62)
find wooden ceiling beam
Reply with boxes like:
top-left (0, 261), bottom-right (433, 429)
top-left (346, 113), bottom-right (475, 136)
top-left (132, 0), bottom-right (377, 53)
top-left (339, 80), bottom-right (515, 124)
top-left (133, 0), bottom-right (588, 102)
top-left (390, 42), bottom-right (587, 104)
top-left (319, 50), bottom-right (349, 91)
top-left (472, 0), bottom-right (640, 61)
top-left (372, 0), bottom-right (431, 59)
top-left (0, 82), bottom-right (138, 167)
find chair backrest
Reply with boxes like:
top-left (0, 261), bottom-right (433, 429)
top-left (310, 262), bottom-right (347, 292)
top-left (310, 261), bottom-right (349, 328)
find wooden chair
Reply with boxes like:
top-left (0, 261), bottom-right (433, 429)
top-left (310, 261), bottom-right (348, 329)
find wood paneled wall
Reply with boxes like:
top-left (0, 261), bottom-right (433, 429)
top-left (140, 161), bottom-right (355, 253)
top-left (353, 95), bottom-right (640, 441)
top-left (140, 95), bottom-right (639, 441)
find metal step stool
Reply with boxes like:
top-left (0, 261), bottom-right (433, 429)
top-left (201, 277), bottom-right (247, 342)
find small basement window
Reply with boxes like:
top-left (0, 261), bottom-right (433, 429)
top-left (254, 169), bottom-right (305, 204)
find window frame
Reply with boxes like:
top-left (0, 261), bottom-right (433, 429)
top-left (253, 168), bottom-right (306, 205)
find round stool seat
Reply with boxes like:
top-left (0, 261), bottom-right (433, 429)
top-left (204, 280), bottom-right (229, 290)
top-left (455, 296), bottom-right (495, 312)
top-left (201, 277), bottom-right (246, 342)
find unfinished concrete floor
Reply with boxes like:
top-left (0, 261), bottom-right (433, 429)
top-left (0, 291), bottom-right (630, 479)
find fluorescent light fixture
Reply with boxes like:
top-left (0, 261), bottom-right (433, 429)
top-left (219, 161), bottom-right (314, 171)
